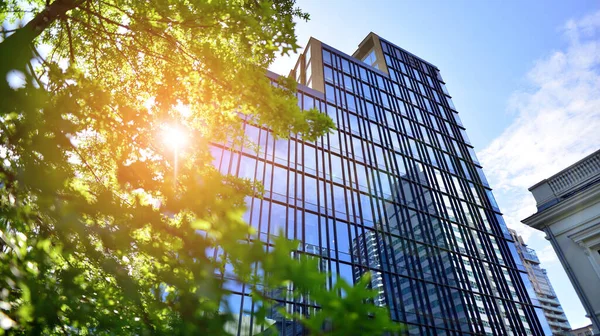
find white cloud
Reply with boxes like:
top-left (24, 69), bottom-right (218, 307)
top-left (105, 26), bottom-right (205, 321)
top-left (477, 10), bottom-right (600, 329)
top-left (478, 10), bottom-right (600, 239)
top-left (537, 245), bottom-right (559, 265)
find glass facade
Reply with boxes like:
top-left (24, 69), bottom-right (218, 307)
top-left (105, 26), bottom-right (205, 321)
top-left (212, 35), bottom-right (545, 335)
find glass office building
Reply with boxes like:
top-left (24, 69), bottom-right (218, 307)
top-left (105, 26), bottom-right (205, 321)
top-left (213, 33), bottom-right (546, 335)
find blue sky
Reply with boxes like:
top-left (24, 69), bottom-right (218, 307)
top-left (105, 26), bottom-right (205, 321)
top-left (271, 0), bottom-right (600, 328)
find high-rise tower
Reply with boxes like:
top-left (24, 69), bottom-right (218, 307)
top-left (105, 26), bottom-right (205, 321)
top-left (214, 33), bottom-right (547, 335)
top-left (509, 229), bottom-right (570, 335)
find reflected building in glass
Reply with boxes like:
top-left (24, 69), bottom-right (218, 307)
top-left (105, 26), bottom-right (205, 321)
top-left (213, 33), bottom-right (547, 335)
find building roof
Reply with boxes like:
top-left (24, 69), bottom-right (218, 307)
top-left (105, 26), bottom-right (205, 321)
top-left (527, 149), bottom-right (600, 212)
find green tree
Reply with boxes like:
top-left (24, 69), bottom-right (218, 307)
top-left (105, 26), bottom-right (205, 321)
top-left (0, 0), bottom-right (399, 334)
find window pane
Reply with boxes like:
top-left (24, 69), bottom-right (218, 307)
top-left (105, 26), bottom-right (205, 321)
top-left (270, 203), bottom-right (286, 236)
top-left (305, 212), bottom-right (319, 247)
top-left (272, 166), bottom-right (287, 196)
top-left (323, 49), bottom-right (331, 64)
top-left (324, 66), bottom-right (333, 82)
top-left (334, 185), bottom-right (347, 215)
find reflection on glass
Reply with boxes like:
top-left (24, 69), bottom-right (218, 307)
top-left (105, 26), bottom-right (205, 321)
top-left (212, 42), bottom-right (542, 335)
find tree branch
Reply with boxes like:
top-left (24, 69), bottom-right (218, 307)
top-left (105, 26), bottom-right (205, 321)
top-left (0, 0), bottom-right (85, 80)
top-left (0, 28), bottom-right (20, 34)
top-left (27, 60), bottom-right (44, 88)
top-left (77, 6), bottom-right (131, 31)
top-left (65, 19), bottom-right (75, 65)
top-left (97, 0), bottom-right (217, 29)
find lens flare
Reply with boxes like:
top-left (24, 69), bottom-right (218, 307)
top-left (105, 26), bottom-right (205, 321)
top-left (160, 124), bottom-right (189, 183)
top-left (161, 125), bottom-right (188, 151)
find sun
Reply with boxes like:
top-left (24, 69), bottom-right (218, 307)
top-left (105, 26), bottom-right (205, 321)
top-left (161, 124), bottom-right (188, 151)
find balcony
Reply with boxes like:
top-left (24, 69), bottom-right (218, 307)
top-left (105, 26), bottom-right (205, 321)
top-left (544, 304), bottom-right (566, 315)
top-left (547, 319), bottom-right (571, 330)
top-left (538, 295), bottom-right (561, 306)
top-left (528, 150), bottom-right (600, 211)
top-left (544, 311), bottom-right (569, 322)
top-left (522, 247), bottom-right (540, 263)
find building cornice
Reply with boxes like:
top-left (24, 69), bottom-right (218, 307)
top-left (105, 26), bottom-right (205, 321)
top-left (569, 222), bottom-right (600, 248)
top-left (522, 181), bottom-right (600, 230)
top-left (528, 150), bottom-right (600, 211)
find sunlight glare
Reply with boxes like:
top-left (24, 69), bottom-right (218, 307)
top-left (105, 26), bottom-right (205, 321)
top-left (174, 102), bottom-right (192, 118)
top-left (143, 97), bottom-right (156, 111)
top-left (161, 125), bottom-right (188, 151)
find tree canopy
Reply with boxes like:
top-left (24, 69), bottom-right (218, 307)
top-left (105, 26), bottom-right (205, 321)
top-left (0, 0), bottom-right (398, 334)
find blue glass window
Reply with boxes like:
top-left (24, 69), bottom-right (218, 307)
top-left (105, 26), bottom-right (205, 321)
top-left (270, 203), bottom-right (286, 236)
top-left (272, 165), bottom-right (287, 196)
top-left (334, 185), bottom-right (347, 216)
top-left (305, 212), bottom-right (319, 247)
top-left (326, 84), bottom-right (335, 102)
top-left (360, 193), bottom-right (373, 223)
top-left (322, 49), bottom-right (331, 65)
top-left (476, 167), bottom-right (489, 187)
top-left (346, 93), bottom-right (356, 112)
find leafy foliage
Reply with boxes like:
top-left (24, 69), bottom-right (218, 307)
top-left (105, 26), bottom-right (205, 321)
top-left (0, 0), bottom-right (397, 334)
